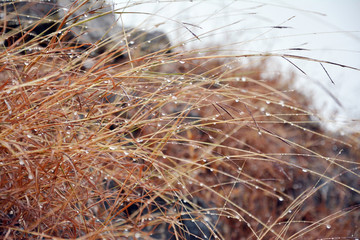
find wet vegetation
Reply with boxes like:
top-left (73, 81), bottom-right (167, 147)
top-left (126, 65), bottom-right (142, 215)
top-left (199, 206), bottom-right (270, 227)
top-left (0, 1), bottom-right (359, 239)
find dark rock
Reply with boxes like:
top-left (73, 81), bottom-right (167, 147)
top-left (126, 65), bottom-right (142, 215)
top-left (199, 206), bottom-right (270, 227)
top-left (97, 180), bottom-right (219, 239)
top-left (0, 0), bottom-right (171, 59)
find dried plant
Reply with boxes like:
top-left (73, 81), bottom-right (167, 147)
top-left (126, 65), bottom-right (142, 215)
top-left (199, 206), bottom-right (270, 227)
top-left (1, 1), bottom-right (359, 239)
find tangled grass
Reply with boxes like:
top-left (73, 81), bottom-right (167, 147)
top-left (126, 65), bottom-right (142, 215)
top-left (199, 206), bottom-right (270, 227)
top-left (1, 1), bottom-right (360, 239)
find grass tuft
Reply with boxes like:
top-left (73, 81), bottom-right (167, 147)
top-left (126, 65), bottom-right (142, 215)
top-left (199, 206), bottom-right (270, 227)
top-left (1, 1), bottom-right (359, 239)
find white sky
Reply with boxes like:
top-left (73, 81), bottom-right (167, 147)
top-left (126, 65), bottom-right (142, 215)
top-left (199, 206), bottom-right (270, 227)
top-left (112, 0), bottom-right (360, 132)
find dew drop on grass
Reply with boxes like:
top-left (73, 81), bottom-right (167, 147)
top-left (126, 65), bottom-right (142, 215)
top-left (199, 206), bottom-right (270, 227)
top-left (179, 60), bottom-right (185, 64)
top-left (235, 77), bottom-right (240, 81)
top-left (266, 100), bottom-right (271, 104)
top-left (302, 168), bottom-right (308, 173)
top-left (19, 159), bottom-right (25, 165)
top-left (326, 224), bottom-right (331, 229)
top-left (241, 77), bottom-right (246, 82)
top-left (109, 146), bottom-right (117, 150)
top-left (279, 100), bottom-right (285, 107)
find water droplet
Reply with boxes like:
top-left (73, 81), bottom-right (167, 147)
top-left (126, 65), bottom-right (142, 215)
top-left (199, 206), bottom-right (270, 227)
top-left (19, 159), bottom-right (25, 165)
top-left (179, 60), bottom-right (185, 64)
top-left (278, 197), bottom-right (284, 202)
top-left (109, 146), bottom-right (117, 150)
top-left (302, 168), bottom-right (308, 173)
top-left (241, 77), bottom-right (246, 82)
top-left (326, 224), bottom-right (331, 229)
top-left (279, 100), bottom-right (285, 107)
top-left (266, 100), bottom-right (271, 104)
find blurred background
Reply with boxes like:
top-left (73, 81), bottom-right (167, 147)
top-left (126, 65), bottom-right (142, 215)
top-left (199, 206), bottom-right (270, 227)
top-left (112, 0), bottom-right (360, 132)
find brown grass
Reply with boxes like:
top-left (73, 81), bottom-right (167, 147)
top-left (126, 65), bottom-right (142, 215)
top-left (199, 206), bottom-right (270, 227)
top-left (1, 1), bottom-right (360, 239)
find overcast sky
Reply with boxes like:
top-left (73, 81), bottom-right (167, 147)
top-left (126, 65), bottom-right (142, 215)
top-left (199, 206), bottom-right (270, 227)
top-left (112, 0), bottom-right (360, 132)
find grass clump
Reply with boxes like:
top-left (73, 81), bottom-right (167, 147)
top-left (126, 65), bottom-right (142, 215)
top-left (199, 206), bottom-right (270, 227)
top-left (1, 1), bottom-right (359, 239)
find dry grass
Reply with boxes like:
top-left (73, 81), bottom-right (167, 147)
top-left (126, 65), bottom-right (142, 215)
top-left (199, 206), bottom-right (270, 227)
top-left (1, 1), bottom-right (360, 239)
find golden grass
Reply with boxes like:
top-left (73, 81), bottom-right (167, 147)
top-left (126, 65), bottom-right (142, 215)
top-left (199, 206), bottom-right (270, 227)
top-left (1, 1), bottom-right (360, 239)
